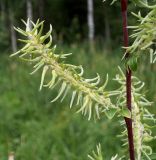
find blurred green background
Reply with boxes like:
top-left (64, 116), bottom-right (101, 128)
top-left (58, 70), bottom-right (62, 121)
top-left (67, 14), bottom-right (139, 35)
top-left (0, 0), bottom-right (156, 159)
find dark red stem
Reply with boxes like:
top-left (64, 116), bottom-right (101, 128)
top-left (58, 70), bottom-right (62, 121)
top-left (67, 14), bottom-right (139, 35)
top-left (121, 0), bottom-right (135, 160)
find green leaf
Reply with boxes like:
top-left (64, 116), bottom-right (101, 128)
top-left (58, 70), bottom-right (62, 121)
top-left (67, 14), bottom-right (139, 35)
top-left (127, 57), bottom-right (138, 72)
top-left (104, 108), bottom-right (118, 119)
top-left (120, 108), bottom-right (131, 118)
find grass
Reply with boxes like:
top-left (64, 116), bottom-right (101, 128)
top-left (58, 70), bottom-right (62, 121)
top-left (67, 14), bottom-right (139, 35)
top-left (0, 44), bottom-right (156, 159)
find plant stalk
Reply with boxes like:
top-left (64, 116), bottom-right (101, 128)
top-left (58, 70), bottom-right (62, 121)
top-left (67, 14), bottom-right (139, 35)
top-left (120, 0), bottom-right (135, 160)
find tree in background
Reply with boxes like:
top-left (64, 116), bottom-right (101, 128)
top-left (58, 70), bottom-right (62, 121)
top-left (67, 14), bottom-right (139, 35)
top-left (9, 7), bottom-right (17, 52)
top-left (26, 0), bottom-right (33, 29)
top-left (0, 0), bottom-right (9, 51)
top-left (38, 0), bottom-right (44, 20)
top-left (104, 6), bottom-right (111, 46)
top-left (87, 0), bottom-right (94, 45)
top-left (0, 0), bottom-right (124, 52)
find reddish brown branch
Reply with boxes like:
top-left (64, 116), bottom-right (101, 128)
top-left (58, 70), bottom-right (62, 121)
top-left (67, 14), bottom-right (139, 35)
top-left (120, 0), bottom-right (135, 160)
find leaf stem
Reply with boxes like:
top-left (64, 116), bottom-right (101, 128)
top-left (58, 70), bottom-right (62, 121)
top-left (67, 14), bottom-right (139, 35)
top-left (120, 0), bottom-right (135, 160)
